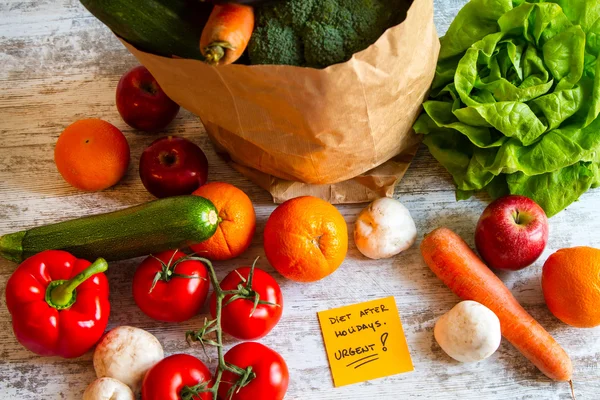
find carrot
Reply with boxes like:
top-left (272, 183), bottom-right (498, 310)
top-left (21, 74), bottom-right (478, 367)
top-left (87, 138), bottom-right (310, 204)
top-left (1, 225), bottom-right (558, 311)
top-left (420, 227), bottom-right (573, 382)
top-left (200, 4), bottom-right (254, 66)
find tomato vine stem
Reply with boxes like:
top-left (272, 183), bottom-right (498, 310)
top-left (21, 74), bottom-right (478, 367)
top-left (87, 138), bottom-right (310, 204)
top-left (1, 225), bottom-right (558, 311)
top-left (148, 251), bottom-right (204, 293)
top-left (183, 257), bottom-right (258, 400)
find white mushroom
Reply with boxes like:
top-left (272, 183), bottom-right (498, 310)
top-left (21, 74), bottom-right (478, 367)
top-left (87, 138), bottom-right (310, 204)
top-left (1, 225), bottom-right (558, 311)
top-left (434, 301), bottom-right (502, 363)
top-left (93, 326), bottom-right (164, 394)
top-left (354, 197), bottom-right (417, 259)
top-left (83, 377), bottom-right (134, 400)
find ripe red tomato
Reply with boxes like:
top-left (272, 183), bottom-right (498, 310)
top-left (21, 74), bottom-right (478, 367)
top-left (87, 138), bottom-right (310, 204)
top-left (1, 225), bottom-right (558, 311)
top-left (133, 250), bottom-right (209, 322)
top-left (210, 266), bottom-right (283, 340)
top-left (219, 342), bottom-right (289, 400)
top-left (142, 354), bottom-right (212, 400)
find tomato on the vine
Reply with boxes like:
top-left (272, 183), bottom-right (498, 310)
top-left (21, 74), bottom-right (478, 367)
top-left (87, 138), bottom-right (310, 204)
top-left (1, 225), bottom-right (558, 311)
top-left (219, 342), bottom-right (289, 400)
top-left (133, 250), bottom-right (209, 322)
top-left (210, 266), bottom-right (283, 340)
top-left (142, 354), bottom-right (212, 400)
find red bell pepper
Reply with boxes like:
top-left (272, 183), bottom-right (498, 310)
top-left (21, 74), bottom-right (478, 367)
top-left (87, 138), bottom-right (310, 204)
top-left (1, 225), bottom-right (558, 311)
top-left (5, 250), bottom-right (110, 358)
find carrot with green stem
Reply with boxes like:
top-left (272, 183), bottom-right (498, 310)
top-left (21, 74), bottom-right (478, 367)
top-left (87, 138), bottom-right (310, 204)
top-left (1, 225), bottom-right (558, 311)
top-left (421, 228), bottom-right (573, 386)
top-left (200, 4), bottom-right (254, 66)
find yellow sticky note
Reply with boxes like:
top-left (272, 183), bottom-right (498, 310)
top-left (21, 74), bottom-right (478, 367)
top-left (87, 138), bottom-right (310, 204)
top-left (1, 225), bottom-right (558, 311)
top-left (317, 296), bottom-right (413, 387)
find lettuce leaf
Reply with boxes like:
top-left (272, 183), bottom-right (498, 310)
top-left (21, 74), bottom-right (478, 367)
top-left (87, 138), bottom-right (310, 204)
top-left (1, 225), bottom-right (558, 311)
top-left (416, 0), bottom-right (600, 216)
top-left (439, 0), bottom-right (516, 60)
top-left (507, 162), bottom-right (599, 216)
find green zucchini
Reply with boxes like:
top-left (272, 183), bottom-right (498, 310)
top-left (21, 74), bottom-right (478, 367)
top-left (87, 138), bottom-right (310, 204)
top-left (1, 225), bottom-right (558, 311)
top-left (80, 0), bottom-right (212, 60)
top-left (0, 196), bottom-right (219, 263)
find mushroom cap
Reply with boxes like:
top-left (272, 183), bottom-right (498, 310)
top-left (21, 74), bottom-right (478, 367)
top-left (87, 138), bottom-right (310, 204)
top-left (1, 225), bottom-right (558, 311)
top-left (83, 377), bottom-right (135, 400)
top-left (354, 197), bottom-right (417, 259)
top-left (93, 326), bottom-right (164, 393)
top-left (434, 300), bottom-right (502, 363)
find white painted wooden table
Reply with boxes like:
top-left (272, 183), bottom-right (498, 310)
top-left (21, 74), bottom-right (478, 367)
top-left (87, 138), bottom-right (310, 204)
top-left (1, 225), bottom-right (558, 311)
top-left (0, 1), bottom-right (599, 399)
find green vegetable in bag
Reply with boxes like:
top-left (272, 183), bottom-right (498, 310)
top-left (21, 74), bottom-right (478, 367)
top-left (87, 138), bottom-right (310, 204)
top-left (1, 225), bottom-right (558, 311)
top-left (248, 0), bottom-right (410, 68)
top-left (415, 0), bottom-right (600, 216)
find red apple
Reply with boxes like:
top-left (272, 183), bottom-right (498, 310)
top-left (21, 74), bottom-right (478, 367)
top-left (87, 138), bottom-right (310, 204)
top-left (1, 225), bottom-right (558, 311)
top-left (140, 136), bottom-right (209, 198)
top-left (116, 65), bottom-right (180, 132)
top-left (475, 195), bottom-right (548, 271)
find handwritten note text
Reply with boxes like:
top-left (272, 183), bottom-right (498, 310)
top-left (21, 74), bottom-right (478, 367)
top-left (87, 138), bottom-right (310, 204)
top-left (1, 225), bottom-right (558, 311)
top-left (317, 296), bottom-right (413, 387)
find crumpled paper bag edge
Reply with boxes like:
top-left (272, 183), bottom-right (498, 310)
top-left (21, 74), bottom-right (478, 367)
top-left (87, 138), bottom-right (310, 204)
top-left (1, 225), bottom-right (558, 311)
top-left (223, 141), bottom-right (421, 204)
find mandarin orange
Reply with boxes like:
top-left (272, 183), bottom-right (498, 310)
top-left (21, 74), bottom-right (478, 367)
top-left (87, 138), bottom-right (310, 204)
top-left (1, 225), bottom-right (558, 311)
top-left (263, 196), bottom-right (348, 282)
top-left (191, 182), bottom-right (256, 260)
top-left (54, 119), bottom-right (130, 191)
top-left (542, 246), bottom-right (600, 328)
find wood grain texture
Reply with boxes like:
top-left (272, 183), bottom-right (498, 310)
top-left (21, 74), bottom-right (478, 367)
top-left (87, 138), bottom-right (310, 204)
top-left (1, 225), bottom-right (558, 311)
top-left (0, 0), bottom-right (599, 399)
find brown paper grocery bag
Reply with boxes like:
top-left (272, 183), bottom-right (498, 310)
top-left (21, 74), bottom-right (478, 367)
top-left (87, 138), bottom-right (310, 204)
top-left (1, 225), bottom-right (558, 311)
top-left (121, 0), bottom-right (439, 204)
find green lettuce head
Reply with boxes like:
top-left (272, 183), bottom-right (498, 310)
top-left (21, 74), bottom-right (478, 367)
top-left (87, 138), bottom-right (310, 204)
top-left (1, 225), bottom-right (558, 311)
top-left (414, 0), bottom-right (600, 217)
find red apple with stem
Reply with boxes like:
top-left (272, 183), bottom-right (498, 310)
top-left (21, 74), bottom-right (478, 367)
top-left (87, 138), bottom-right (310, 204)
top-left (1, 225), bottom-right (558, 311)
top-left (116, 65), bottom-right (180, 132)
top-left (475, 195), bottom-right (549, 271)
top-left (140, 136), bottom-right (209, 198)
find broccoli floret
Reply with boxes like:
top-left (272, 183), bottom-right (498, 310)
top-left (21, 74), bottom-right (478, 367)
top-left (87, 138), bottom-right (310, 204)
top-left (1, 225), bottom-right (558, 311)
top-left (248, 22), bottom-right (304, 66)
top-left (262, 0), bottom-right (316, 32)
top-left (303, 22), bottom-right (346, 68)
top-left (248, 0), bottom-right (408, 68)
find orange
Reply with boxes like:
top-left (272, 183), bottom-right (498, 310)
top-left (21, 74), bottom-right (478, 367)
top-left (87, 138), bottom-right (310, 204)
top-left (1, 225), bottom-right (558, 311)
top-left (263, 196), bottom-right (348, 283)
top-left (191, 182), bottom-right (256, 260)
top-left (542, 247), bottom-right (600, 328)
top-left (54, 119), bottom-right (130, 191)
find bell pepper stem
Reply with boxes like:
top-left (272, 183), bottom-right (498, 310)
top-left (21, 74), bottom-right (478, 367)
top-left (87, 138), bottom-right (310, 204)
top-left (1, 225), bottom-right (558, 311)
top-left (48, 258), bottom-right (108, 308)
